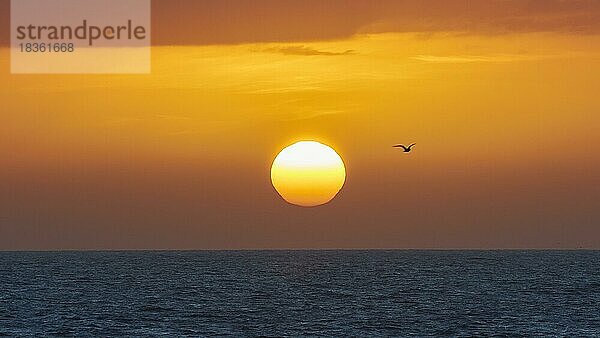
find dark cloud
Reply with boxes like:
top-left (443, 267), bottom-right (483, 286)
top-left (1, 0), bottom-right (599, 46)
top-left (151, 0), bottom-right (600, 45)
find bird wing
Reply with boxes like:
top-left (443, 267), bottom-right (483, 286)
top-left (408, 143), bottom-right (416, 148)
top-left (392, 144), bottom-right (405, 148)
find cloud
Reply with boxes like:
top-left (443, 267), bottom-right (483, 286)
top-left (264, 46), bottom-right (355, 56)
top-left (409, 53), bottom-right (577, 63)
top-left (283, 109), bottom-right (348, 121)
top-left (148, 0), bottom-right (600, 45)
top-left (410, 55), bottom-right (501, 63)
top-left (1, 0), bottom-right (599, 47)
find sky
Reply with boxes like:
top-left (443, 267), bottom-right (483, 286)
top-left (1, 0), bottom-right (600, 250)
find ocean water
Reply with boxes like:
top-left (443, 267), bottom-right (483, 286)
top-left (1, 250), bottom-right (599, 337)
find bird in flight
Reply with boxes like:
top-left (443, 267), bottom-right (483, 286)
top-left (393, 143), bottom-right (416, 152)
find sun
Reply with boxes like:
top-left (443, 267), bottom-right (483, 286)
top-left (271, 141), bottom-right (346, 207)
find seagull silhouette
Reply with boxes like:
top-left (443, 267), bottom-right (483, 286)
top-left (393, 143), bottom-right (416, 152)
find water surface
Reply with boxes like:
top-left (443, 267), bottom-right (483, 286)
top-left (1, 250), bottom-right (599, 336)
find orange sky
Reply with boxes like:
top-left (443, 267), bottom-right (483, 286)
top-left (1, 0), bottom-right (600, 249)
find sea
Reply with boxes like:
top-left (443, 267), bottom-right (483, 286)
top-left (1, 250), bottom-right (599, 337)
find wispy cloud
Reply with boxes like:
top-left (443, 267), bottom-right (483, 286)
top-left (264, 46), bottom-right (356, 56)
top-left (242, 85), bottom-right (324, 95)
top-left (409, 53), bottom-right (564, 63)
top-left (282, 109), bottom-right (349, 121)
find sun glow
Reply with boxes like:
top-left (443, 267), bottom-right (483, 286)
top-left (271, 141), bottom-right (346, 207)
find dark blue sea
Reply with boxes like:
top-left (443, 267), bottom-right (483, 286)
top-left (1, 250), bottom-right (599, 337)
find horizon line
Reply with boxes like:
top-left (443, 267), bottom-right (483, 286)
top-left (1, 247), bottom-right (598, 253)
